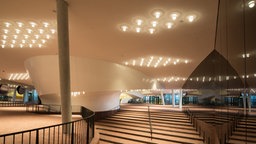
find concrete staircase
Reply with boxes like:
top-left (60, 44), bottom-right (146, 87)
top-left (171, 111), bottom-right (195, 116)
top-left (96, 105), bottom-right (204, 144)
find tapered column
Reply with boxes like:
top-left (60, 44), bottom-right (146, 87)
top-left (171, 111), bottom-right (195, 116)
top-left (57, 0), bottom-right (72, 124)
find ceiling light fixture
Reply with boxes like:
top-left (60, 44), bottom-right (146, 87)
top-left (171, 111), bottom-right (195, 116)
top-left (165, 22), bottom-right (174, 29)
top-left (248, 0), bottom-right (255, 8)
top-left (119, 9), bottom-right (199, 34)
top-left (0, 20), bottom-right (56, 48)
top-left (152, 10), bottom-right (163, 19)
top-left (123, 56), bottom-right (190, 68)
top-left (120, 25), bottom-right (128, 32)
top-left (135, 19), bottom-right (143, 26)
top-left (187, 15), bottom-right (196, 22)
top-left (149, 28), bottom-right (155, 34)
top-left (170, 12), bottom-right (180, 21)
top-left (135, 27), bottom-right (141, 33)
top-left (8, 73), bottom-right (30, 80)
top-left (151, 21), bottom-right (158, 27)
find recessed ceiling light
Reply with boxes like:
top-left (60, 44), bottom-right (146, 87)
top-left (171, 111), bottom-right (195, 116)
top-left (135, 19), bottom-right (143, 26)
top-left (119, 9), bottom-right (199, 34)
top-left (123, 56), bottom-right (191, 68)
top-left (151, 21), bottom-right (158, 27)
top-left (120, 25), bottom-right (128, 32)
top-left (4, 22), bottom-right (11, 27)
top-left (1, 20), bottom-right (56, 48)
top-left (170, 12), bottom-right (180, 21)
top-left (135, 27), bottom-right (141, 33)
top-left (148, 28), bottom-right (155, 34)
top-left (17, 22), bottom-right (23, 27)
top-left (8, 73), bottom-right (29, 80)
top-left (152, 10), bottom-right (163, 19)
top-left (165, 22), bottom-right (174, 29)
top-left (187, 15), bottom-right (196, 22)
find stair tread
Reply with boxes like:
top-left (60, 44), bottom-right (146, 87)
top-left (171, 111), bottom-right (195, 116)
top-left (96, 124), bottom-right (202, 140)
top-left (98, 128), bottom-right (203, 144)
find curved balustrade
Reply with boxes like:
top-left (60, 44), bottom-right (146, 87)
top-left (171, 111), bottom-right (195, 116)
top-left (0, 106), bottom-right (95, 144)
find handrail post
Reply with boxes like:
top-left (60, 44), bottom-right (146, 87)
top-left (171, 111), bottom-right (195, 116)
top-left (71, 122), bottom-right (74, 144)
top-left (36, 129), bottom-right (39, 144)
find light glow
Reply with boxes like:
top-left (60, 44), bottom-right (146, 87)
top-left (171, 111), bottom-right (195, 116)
top-left (248, 0), bottom-right (255, 8)
top-left (153, 10), bottom-right (163, 19)
top-left (166, 22), bottom-right (173, 29)
top-left (123, 56), bottom-right (190, 68)
top-left (170, 12), bottom-right (180, 21)
top-left (136, 19), bottom-right (143, 26)
top-left (121, 25), bottom-right (128, 32)
top-left (119, 9), bottom-right (199, 34)
top-left (8, 73), bottom-right (29, 80)
top-left (187, 15), bottom-right (196, 22)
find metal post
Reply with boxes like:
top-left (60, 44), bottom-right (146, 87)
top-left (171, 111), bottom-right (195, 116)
top-left (56, 0), bottom-right (72, 131)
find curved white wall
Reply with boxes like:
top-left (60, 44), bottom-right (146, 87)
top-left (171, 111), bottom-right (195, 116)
top-left (24, 55), bottom-right (151, 111)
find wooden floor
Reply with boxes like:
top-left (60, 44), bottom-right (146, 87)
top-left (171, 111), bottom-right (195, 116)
top-left (0, 107), bottom-right (81, 135)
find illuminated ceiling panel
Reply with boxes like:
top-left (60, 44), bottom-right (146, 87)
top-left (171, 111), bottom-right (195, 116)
top-left (0, 20), bottom-right (56, 48)
top-left (8, 73), bottom-right (30, 81)
top-left (119, 9), bottom-right (199, 34)
top-left (123, 56), bottom-right (190, 68)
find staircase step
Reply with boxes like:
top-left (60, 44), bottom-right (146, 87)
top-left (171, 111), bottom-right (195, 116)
top-left (96, 121), bottom-right (199, 135)
top-left (98, 127), bottom-right (203, 144)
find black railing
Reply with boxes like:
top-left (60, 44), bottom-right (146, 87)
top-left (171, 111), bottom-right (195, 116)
top-left (0, 106), bottom-right (95, 144)
top-left (184, 107), bottom-right (243, 144)
top-left (0, 101), bottom-right (25, 107)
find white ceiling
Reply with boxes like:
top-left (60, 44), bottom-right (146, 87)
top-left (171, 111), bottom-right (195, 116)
top-left (0, 0), bottom-right (219, 88)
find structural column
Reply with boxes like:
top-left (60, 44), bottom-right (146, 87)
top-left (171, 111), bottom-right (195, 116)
top-left (179, 89), bottom-right (182, 109)
top-left (172, 89), bottom-right (175, 107)
top-left (161, 90), bottom-right (165, 105)
top-left (247, 92), bottom-right (251, 113)
top-left (242, 92), bottom-right (246, 115)
top-left (57, 0), bottom-right (72, 124)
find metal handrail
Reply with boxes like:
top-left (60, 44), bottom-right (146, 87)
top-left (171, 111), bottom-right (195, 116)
top-left (147, 105), bottom-right (153, 140)
top-left (0, 101), bottom-right (26, 107)
top-left (0, 106), bottom-right (95, 144)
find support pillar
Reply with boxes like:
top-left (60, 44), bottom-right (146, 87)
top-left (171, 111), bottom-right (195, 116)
top-left (161, 90), bottom-right (165, 105)
top-left (242, 92), bottom-right (246, 115)
top-left (57, 0), bottom-right (72, 125)
top-left (172, 89), bottom-right (175, 107)
top-left (179, 89), bottom-right (182, 109)
top-left (248, 93), bottom-right (251, 113)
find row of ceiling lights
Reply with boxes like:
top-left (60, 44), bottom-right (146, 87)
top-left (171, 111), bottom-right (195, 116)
top-left (8, 73), bottom-right (29, 81)
top-left (71, 91), bottom-right (86, 97)
top-left (119, 9), bottom-right (199, 34)
top-left (188, 74), bottom-right (256, 82)
top-left (124, 56), bottom-right (190, 68)
top-left (0, 21), bottom-right (56, 48)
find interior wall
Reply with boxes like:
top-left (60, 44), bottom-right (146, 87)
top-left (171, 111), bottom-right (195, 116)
top-left (24, 55), bottom-right (152, 111)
